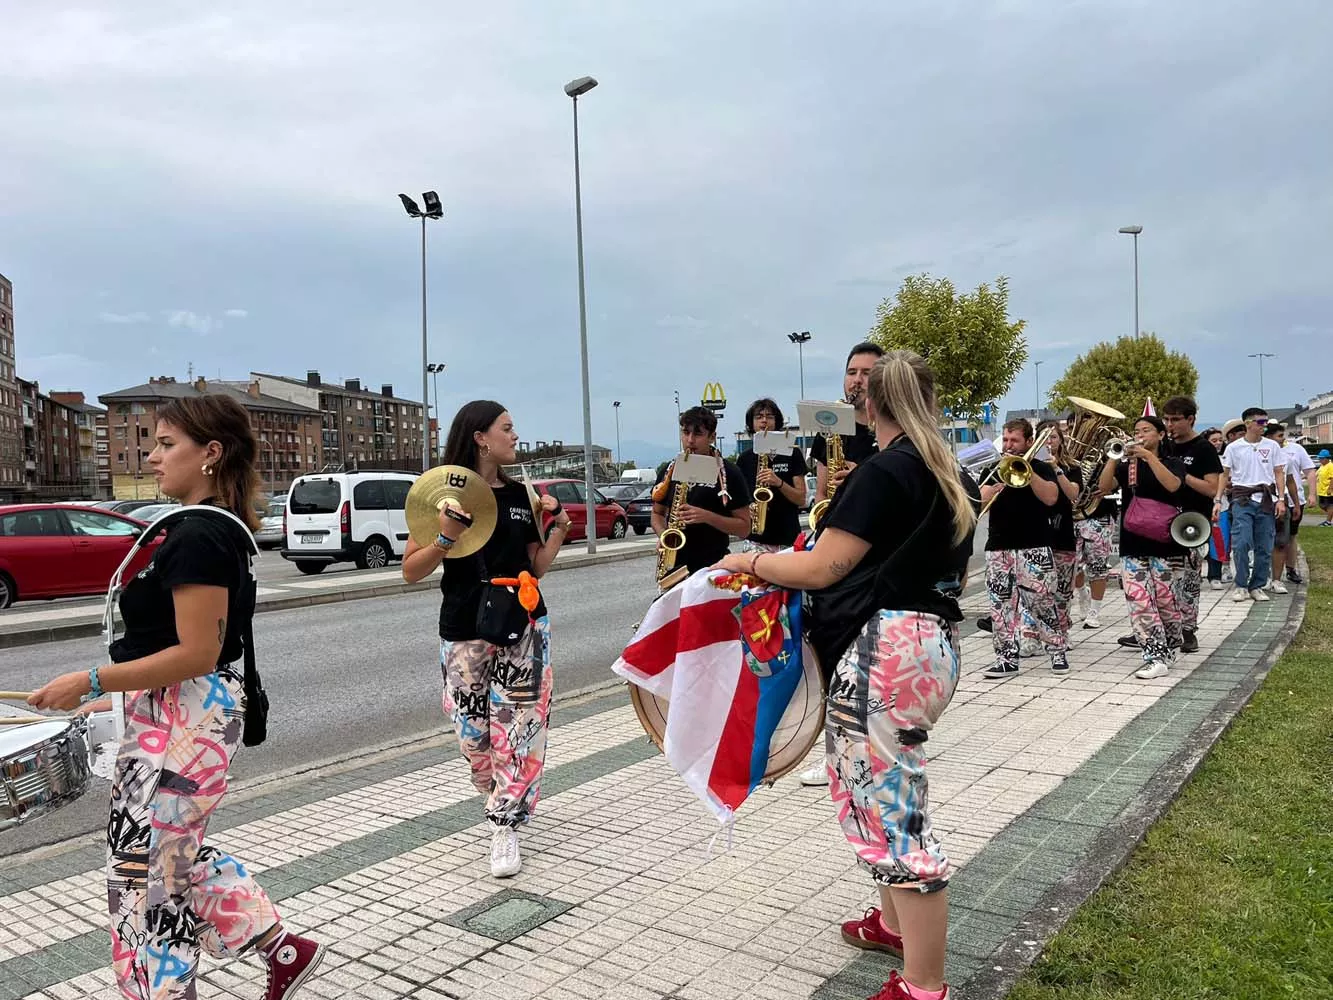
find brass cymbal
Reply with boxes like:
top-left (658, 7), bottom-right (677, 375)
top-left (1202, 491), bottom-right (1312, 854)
top-left (524, 483), bottom-right (546, 539)
top-left (405, 465), bottom-right (498, 558)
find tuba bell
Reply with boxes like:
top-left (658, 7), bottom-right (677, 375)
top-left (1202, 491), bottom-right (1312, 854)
top-left (1061, 396), bottom-right (1128, 520)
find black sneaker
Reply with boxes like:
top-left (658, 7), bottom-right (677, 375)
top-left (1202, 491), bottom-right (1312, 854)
top-left (1180, 629), bottom-right (1199, 653)
top-left (1051, 656), bottom-right (1070, 674)
top-left (982, 662), bottom-right (1019, 679)
top-left (976, 616), bottom-right (993, 633)
top-left (1286, 568), bottom-right (1303, 584)
top-left (1117, 634), bottom-right (1141, 648)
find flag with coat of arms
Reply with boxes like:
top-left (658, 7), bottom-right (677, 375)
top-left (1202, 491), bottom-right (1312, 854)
top-left (613, 568), bottom-right (804, 823)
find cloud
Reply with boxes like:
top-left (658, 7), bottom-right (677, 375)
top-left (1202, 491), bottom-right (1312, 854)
top-left (164, 310), bottom-right (219, 335)
top-left (98, 310), bottom-right (150, 324)
top-left (223, 308), bottom-right (248, 318)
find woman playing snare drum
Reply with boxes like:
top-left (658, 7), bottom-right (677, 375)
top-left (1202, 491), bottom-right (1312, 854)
top-left (30, 394), bottom-right (323, 1000)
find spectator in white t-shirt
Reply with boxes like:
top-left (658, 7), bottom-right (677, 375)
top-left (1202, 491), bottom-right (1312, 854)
top-left (1265, 423), bottom-right (1316, 587)
top-left (1215, 408), bottom-right (1287, 600)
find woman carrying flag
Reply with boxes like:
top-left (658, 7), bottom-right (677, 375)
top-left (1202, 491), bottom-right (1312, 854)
top-left (715, 350), bottom-right (978, 1000)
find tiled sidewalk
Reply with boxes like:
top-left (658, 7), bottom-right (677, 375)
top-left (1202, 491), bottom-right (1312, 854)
top-left (0, 583), bottom-right (1298, 1000)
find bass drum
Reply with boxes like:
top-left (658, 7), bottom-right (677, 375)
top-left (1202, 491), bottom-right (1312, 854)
top-left (628, 637), bottom-right (826, 785)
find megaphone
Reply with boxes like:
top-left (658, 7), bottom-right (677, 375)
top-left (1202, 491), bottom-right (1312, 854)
top-left (1170, 511), bottom-right (1212, 550)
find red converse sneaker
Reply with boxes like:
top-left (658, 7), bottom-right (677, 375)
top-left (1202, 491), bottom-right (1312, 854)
top-left (869, 970), bottom-right (952, 1000)
top-left (840, 906), bottom-right (904, 957)
top-left (263, 932), bottom-right (325, 1000)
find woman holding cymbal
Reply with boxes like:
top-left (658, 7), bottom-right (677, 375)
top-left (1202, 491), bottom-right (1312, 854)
top-left (402, 400), bottom-right (572, 878)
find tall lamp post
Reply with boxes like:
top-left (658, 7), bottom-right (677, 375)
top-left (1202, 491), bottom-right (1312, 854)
top-left (1118, 224), bottom-right (1143, 339)
top-left (787, 330), bottom-right (812, 399)
top-left (426, 362), bottom-right (446, 462)
top-left (673, 390), bottom-right (680, 416)
top-left (565, 75), bottom-right (599, 553)
top-left (1248, 353), bottom-right (1275, 407)
top-left (399, 191), bottom-right (444, 472)
top-left (1034, 359), bottom-right (1044, 412)
top-left (612, 400), bottom-right (622, 470)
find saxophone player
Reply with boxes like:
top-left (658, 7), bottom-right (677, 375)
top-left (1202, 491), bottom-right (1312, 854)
top-left (810, 342), bottom-right (884, 507)
top-left (651, 406), bottom-right (752, 577)
top-left (736, 398), bottom-right (808, 553)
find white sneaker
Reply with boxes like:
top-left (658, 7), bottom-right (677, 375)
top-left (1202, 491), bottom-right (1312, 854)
top-left (1209, 580), bottom-right (1225, 591)
top-left (1135, 661), bottom-right (1169, 680)
top-left (1268, 581), bottom-right (1289, 594)
top-left (1231, 589), bottom-right (1250, 602)
top-left (1082, 610), bottom-right (1102, 629)
top-left (489, 823), bottom-right (522, 878)
top-left (1019, 637), bottom-right (1041, 658)
top-left (1250, 588), bottom-right (1270, 602)
top-left (798, 765), bottom-right (829, 787)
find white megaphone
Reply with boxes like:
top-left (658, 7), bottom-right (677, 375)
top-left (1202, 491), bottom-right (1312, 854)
top-left (1170, 511), bottom-right (1212, 550)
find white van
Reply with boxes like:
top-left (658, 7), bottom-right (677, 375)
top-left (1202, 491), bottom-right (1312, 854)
top-left (282, 471), bottom-right (417, 574)
top-left (619, 468), bottom-right (657, 485)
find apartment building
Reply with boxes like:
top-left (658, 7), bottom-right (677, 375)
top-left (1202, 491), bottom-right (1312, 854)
top-left (0, 274), bottom-right (22, 495)
top-left (249, 371), bottom-right (427, 471)
top-left (18, 378), bottom-right (82, 497)
top-left (1296, 391), bottom-right (1333, 445)
top-left (99, 376), bottom-right (324, 498)
top-left (49, 391), bottom-right (111, 497)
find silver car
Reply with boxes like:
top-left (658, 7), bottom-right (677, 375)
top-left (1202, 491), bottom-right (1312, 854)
top-left (254, 499), bottom-right (285, 549)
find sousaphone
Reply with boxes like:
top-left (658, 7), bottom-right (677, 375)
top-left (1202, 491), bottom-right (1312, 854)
top-left (405, 466), bottom-right (498, 557)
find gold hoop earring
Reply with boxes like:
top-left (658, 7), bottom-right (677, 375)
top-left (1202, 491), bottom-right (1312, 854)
top-left (481, 443), bottom-right (490, 458)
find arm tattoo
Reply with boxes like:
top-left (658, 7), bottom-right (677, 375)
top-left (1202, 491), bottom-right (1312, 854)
top-left (828, 558), bottom-right (853, 581)
top-left (217, 618), bottom-right (226, 645)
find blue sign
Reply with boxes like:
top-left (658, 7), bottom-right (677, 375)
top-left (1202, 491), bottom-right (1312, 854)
top-left (982, 403), bottom-right (993, 425)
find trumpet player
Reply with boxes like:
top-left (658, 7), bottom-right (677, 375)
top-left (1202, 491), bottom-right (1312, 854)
top-left (651, 406), bottom-right (752, 576)
top-left (1037, 419), bottom-right (1084, 638)
top-left (981, 418), bottom-right (1068, 680)
top-left (810, 342), bottom-right (883, 506)
top-left (736, 398), bottom-right (807, 552)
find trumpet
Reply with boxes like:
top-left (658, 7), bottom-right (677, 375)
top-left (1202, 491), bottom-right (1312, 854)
top-left (750, 453), bottom-right (773, 535)
top-left (1104, 437), bottom-right (1128, 462)
top-left (978, 424), bottom-right (1054, 517)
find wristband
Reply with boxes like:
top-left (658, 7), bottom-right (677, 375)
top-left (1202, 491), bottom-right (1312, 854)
top-left (550, 502), bottom-right (563, 516)
top-left (433, 533), bottom-right (456, 551)
top-left (748, 551), bottom-right (762, 576)
top-left (88, 667), bottom-right (103, 698)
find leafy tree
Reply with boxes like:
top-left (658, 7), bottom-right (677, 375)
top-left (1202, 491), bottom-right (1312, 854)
top-left (1048, 334), bottom-right (1198, 424)
top-left (869, 274), bottom-right (1027, 425)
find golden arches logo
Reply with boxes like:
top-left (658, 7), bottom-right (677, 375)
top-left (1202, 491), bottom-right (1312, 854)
top-left (701, 382), bottom-right (726, 409)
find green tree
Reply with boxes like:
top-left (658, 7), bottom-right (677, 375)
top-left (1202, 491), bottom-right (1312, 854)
top-left (869, 274), bottom-right (1028, 424)
top-left (1048, 334), bottom-right (1198, 424)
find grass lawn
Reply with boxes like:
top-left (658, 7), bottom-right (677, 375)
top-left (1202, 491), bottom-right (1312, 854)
top-left (1007, 511), bottom-right (1333, 1000)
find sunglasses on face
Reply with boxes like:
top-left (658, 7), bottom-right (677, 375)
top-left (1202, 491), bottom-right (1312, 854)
top-left (1252, 417), bottom-right (1269, 425)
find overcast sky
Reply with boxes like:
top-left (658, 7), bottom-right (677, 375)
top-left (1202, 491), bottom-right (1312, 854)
top-left (4, 1), bottom-right (1330, 464)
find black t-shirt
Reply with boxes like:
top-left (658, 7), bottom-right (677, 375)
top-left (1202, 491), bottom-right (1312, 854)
top-left (984, 459), bottom-right (1058, 551)
top-left (1165, 434), bottom-right (1223, 515)
top-left (439, 480), bottom-right (545, 640)
top-left (1116, 456), bottom-right (1186, 558)
top-left (111, 512), bottom-right (256, 666)
top-left (809, 421), bottom-right (878, 472)
top-left (815, 438), bottom-right (979, 621)
top-left (653, 458), bottom-right (753, 572)
top-left (1049, 464), bottom-right (1082, 552)
top-left (736, 447), bottom-right (808, 546)
top-left (1088, 492), bottom-right (1119, 521)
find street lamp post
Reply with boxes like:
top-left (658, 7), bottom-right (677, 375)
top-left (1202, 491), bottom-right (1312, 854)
top-left (427, 362), bottom-right (446, 462)
top-left (1248, 353), bottom-right (1276, 407)
top-left (1034, 360), bottom-right (1044, 411)
top-left (1118, 225), bottom-right (1143, 339)
top-left (612, 400), bottom-right (621, 470)
top-left (565, 75), bottom-right (599, 554)
top-left (787, 331), bottom-right (812, 399)
top-left (399, 191), bottom-right (444, 472)
top-left (673, 390), bottom-right (680, 416)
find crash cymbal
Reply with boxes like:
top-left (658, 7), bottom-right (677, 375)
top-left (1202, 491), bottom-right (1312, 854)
top-left (524, 483), bottom-right (546, 539)
top-left (405, 465), bottom-right (498, 558)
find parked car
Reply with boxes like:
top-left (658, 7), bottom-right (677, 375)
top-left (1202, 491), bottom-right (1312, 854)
top-left (282, 471), bottom-right (417, 573)
top-left (599, 483), bottom-right (643, 506)
top-left (93, 499), bottom-right (161, 515)
top-left (530, 479), bottom-right (629, 541)
top-left (802, 474), bottom-right (817, 512)
top-left (254, 498), bottom-right (285, 550)
top-left (0, 504), bottom-right (162, 609)
top-left (127, 502), bottom-right (180, 524)
top-left (624, 487), bottom-right (655, 535)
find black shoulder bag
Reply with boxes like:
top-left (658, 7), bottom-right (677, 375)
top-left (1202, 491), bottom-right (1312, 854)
top-left (473, 551), bottom-right (532, 646)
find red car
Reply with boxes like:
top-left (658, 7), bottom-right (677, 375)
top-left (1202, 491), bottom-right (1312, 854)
top-left (530, 479), bottom-right (629, 542)
top-left (0, 504), bottom-right (161, 609)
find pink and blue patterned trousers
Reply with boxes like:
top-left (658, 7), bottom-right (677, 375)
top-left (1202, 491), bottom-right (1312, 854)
top-left (825, 610), bottom-right (960, 891)
top-left (1121, 555), bottom-right (1181, 665)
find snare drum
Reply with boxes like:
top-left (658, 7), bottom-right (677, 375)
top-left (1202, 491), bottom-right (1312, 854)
top-left (630, 637), bottom-right (825, 785)
top-left (0, 717), bottom-right (93, 832)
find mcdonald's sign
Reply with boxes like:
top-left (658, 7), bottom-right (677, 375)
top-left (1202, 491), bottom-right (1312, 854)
top-left (700, 381), bottom-right (727, 413)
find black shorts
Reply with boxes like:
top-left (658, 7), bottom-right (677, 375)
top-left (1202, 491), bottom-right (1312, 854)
top-left (1320, 495), bottom-right (1333, 511)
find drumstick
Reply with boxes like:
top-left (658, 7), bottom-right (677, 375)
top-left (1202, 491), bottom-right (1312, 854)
top-left (0, 691), bottom-right (35, 701)
top-left (0, 716), bottom-right (63, 725)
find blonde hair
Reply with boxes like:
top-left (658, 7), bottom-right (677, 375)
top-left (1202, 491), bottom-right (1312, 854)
top-left (866, 350), bottom-right (977, 545)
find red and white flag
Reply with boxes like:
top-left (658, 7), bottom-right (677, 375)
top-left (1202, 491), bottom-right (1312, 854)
top-left (1142, 397), bottom-right (1156, 418)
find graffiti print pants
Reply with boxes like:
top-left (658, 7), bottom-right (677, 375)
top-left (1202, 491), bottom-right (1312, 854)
top-left (985, 547), bottom-right (1066, 669)
top-left (1121, 555), bottom-right (1181, 665)
top-left (826, 610), bottom-right (959, 890)
top-left (440, 617), bottom-right (553, 827)
top-left (1075, 516), bottom-right (1115, 581)
top-left (1052, 548), bottom-right (1078, 633)
top-left (108, 667), bottom-right (278, 1000)
top-left (1167, 547), bottom-right (1202, 631)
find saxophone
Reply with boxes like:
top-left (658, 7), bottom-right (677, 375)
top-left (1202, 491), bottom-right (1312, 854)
top-left (808, 430), bottom-right (844, 532)
top-left (750, 452), bottom-right (773, 535)
top-left (653, 462), bottom-right (689, 591)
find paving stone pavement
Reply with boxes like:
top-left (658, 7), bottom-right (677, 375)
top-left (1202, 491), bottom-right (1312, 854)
top-left (0, 580), bottom-right (1300, 1000)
